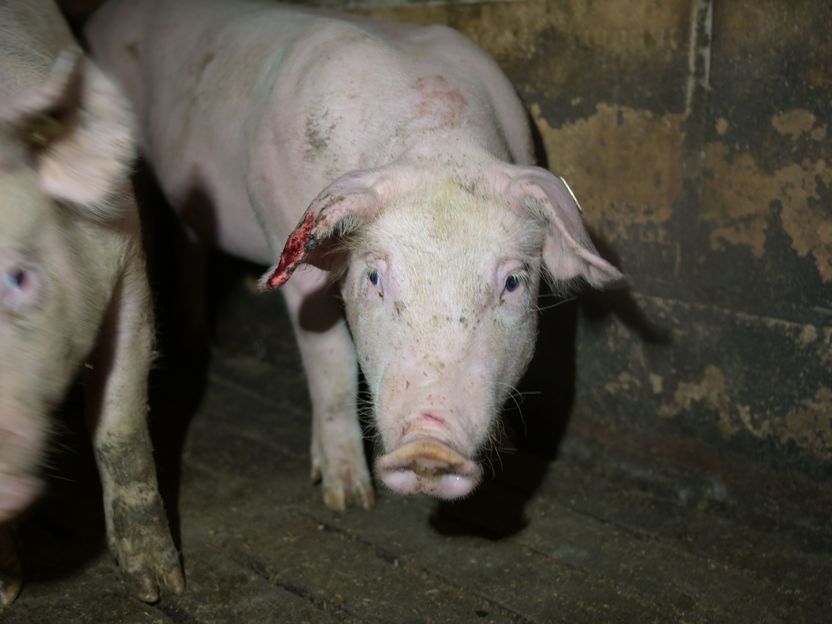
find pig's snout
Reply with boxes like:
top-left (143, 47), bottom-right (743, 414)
top-left (376, 438), bottom-right (481, 500)
top-left (0, 419), bottom-right (44, 521)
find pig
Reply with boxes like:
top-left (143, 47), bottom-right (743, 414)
top-left (86, 0), bottom-right (623, 510)
top-left (0, 0), bottom-right (183, 607)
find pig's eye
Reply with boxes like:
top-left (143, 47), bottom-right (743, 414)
top-left (4, 269), bottom-right (26, 290)
top-left (504, 274), bottom-right (521, 293)
top-left (1, 264), bottom-right (41, 313)
top-left (368, 270), bottom-right (379, 286)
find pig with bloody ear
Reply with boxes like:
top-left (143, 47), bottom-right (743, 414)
top-left (0, 0), bottom-right (183, 606)
top-left (86, 0), bottom-right (624, 509)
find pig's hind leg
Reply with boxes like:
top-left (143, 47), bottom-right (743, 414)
top-left (283, 270), bottom-right (375, 511)
top-left (84, 251), bottom-right (184, 603)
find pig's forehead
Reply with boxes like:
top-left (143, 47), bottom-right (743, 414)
top-left (365, 180), bottom-right (536, 256)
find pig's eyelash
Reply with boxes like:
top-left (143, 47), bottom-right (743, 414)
top-left (535, 294), bottom-right (577, 313)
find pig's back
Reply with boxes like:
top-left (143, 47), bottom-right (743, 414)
top-left (86, 0), bottom-right (532, 262)
top-left (268, 15), bottom-right (530, 168)
top-left (86, 0), bottom-right (301, 261)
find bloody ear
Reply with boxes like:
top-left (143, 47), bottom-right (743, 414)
top-left (505, 166), bottom-right (625, 288)
top-left (4, 48), bottom-right (136, 219)
top-left (259, 168), bottom-right (390, 290)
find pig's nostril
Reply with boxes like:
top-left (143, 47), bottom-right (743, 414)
top-left (376, 438), bottom-right (481, 500)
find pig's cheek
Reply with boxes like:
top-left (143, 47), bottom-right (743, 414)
top-left (353, 305), bottom-right (391, 381)
top-left (493, 308), bottom-right (537, 377)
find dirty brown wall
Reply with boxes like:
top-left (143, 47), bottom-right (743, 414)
top-left (59, 0), bottom-right (831, 515)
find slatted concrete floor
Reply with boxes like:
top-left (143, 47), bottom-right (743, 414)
top-left (4, 269), bottom-right (831, 624)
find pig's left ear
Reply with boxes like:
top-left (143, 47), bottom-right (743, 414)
top-left (259, 168), bottom-right (392, 290)
top-left (6, 49), bottom-right (136, 219)
top-left (505, 166), bottom-right (625, 288)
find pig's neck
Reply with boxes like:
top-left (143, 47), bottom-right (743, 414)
top-left (381, 127), bottom-right (515, 174)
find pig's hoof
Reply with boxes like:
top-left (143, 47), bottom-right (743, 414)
top-left (108, 497), bottom-right (185, 602)
top-left (123, 559), bottom-right (185, 604)
top-left (311, 426), bottom-right (376, 511)
top-left (118, 544), bottom-right (185, 603)
top-left (312, 455), bottom-right (375, 511)
top-left (0, 573), bottom-right (21, 609)
top-left (0, 528), bottom-right (22, 607)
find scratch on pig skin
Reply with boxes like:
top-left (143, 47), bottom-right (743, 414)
top-left (264, 212), bottom-right (318, 289)
top-left (411, 75), bottom-right (468, 126)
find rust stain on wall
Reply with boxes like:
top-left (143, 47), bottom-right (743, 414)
top-left (703, 142), bottom-right (832, 280)
top-left (822, 328), bottom-right (832, 371)
top-left (659, 365), bottom-right (736, 437)
top-left (782, 386), bottom-right (832, 461)
top-left (702, 143), bottom-right (773, 258)
top-left (604, 371), bottom-right (642, 395)
top-left (736, 404), bottom-right (771, 439)
top-left (659, 365), bottom-right (832, 460)
top-left (530, 103), bottom-right (684, 242)
top-left (649, 373), bottom-right (664, 395)
top-left (772, 109), bottom-right (827, 141)
top-left (778, 159), bottom-right (832, 282)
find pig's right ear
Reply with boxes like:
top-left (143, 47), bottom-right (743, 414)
top-left (503, 165), bottom-right (625, 289)
top-left (259, 168), bottom-right (392, 290)
top-left (5, 48), bottom-right (136, 220)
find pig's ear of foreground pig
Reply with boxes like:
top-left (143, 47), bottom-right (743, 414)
top-left (506, 166), bottom-right (626, 289)
top-left (258, 170), bottom-right (390, 290)
top-left (7, 48), bottom-right (136, 219)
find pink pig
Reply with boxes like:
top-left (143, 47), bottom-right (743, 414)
top-left (0, 0), bottom-right (182, 606)
top-left (86, 0), bottom-right (623, 510)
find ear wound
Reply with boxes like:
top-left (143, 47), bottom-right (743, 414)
top-left (260, 212), bottom-right (319, 290)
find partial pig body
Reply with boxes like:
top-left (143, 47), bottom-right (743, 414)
top-left (0, 0), bottom-right (182, 606)
top-left (87, 0), bottom-right (622, 509)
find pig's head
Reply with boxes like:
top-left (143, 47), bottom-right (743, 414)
top-left (0, 50), bottom-right (135, 522)
top-left (262, 158), bottom-right (623, 500)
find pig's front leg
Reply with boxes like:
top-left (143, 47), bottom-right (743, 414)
top-left (282, 269), bottom-right (375, 511)
top-left (0, 525), bottom-right (21, 608)
top-left (85, 249), bottom-right (184, 603)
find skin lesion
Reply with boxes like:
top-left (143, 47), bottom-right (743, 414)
top-left (264, 212), bottom-right (318, 289)
top-left (410, 75), bottom-right (469, 127)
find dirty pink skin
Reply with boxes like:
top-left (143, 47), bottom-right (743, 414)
top-left (87, 0), bottom-right (623, 508)
top-left (0, 0), bottom-right (183, 608)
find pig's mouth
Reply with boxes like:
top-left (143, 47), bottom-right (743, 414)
top-left (375, 437), bottom-right (482, 500)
